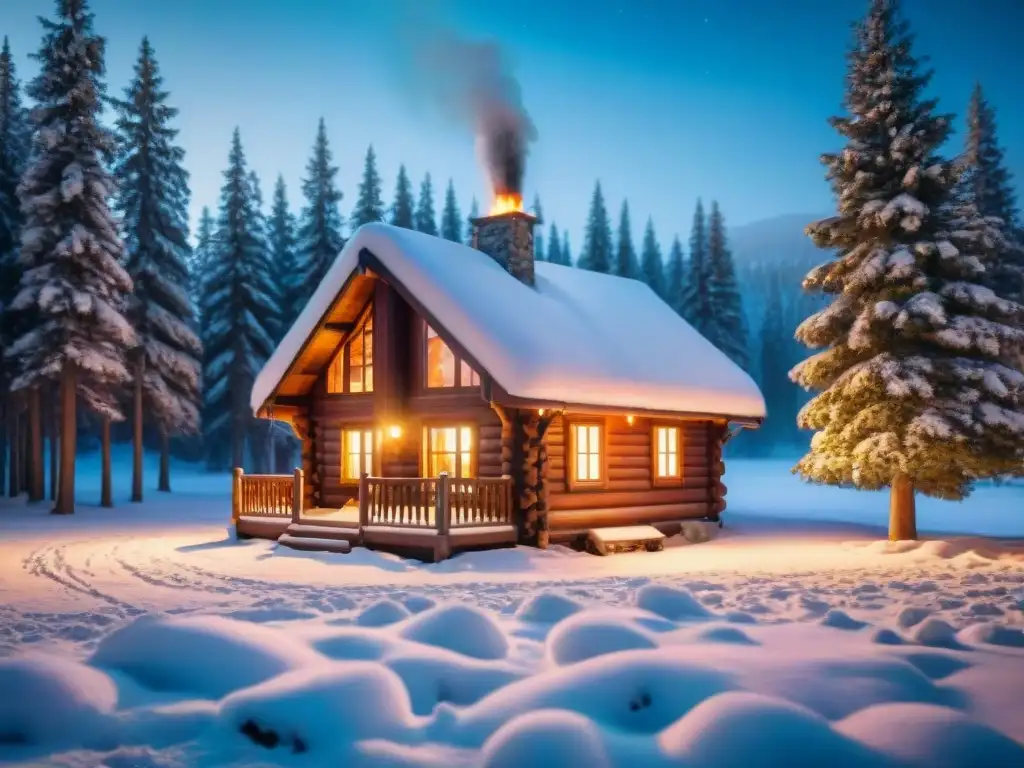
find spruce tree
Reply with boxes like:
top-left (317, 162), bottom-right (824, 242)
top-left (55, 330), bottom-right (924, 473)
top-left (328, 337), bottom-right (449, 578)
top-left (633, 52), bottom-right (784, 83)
top-left (756, 272), bottom-right (797, 455)
top-left (666, 236), bottom-right (686, 314)
top-left (705, 201), bottom-right (748, 368)
top-left (531, 194), bottom-right (544, 258)
top-left (681, 199), bottom-right (714, 333)
top-left (296, 118), bottom-right (344, 299)
top-left (113, 37), bottom-right (201, 497)
top-left (415, 172), bottom-right (438, 235)
top-left (579, 181), bottom-right (613, 273)
top-left (9, 0), bottom-right (136, 513)
top-left (440, 178), bottom-right (462, 243)
top-left (465, 197), bottom-right (479, 242)
top-left (792, 0), bottom-right (1024, 540)
top-left (546, 223), bottom-right (562, 265)
top-left (269, 175), bottom-right (299, 340)
top-left (390, 164), bottom-right (414, 229)
top-left (615, 200), bottom-right (637, 278)
top-left (639, 217), bottom-right (665, 298)
top-left (351, 144), bottom-right (384, 230)
top-left (190, 206), bottom-right (214, 318)
top-left (562, 231), bottom-right (573, 267)
top-left (203, 130), bottom-right (277, 471)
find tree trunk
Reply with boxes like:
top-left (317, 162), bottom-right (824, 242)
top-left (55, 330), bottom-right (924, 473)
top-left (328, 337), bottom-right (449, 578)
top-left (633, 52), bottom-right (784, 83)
top-left (132, 356), bottom-right (144, 502)
top-left (54, 365), bottom-right (77, 515)
top-left (8, 401), bottom-right (20, 497)
top-left (18, 410), bottom-right (28, 494)
top-left (49, 386), bottom-right (59, 501)
top-left (158, 429), bottom-right (171, 492)
top-left (0, 399), bottom-right (7, 499)
top-left (889, 472), bottom-right (917, 541)
top-left (27, 387), bottom-right (44, 502)
top-left (100, 416), bottom-right (112, 508)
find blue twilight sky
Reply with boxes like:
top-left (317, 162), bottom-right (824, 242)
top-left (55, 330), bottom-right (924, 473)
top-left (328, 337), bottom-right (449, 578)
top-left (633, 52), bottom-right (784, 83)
top-left (0, 0), bottom-right (1022, 250)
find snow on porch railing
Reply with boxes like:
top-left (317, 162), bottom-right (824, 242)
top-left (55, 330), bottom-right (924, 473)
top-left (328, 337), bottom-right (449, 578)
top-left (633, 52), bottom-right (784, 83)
top-left (358, 473), bottom-right (514, 531)
top-left (232, 468), bottom-right (303, 522)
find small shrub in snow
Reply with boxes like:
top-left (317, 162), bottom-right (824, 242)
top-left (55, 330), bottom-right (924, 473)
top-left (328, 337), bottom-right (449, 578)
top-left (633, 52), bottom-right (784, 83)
top-left (356, 599), bottom-right (411, 627)
top-left (480, 710), bottom-right (611, 768)
top-left (399, 604), bottom-right (508, 660)
top-left (515, 592), bottom-right (583, 624)
top-left (635, 584), bottom-right (711, 621)
top-left (546, 613), bottom-right (656, 665)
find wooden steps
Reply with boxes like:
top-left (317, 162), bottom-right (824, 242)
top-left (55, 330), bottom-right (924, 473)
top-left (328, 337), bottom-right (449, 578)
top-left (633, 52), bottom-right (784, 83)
top-left (276, 522), bottom-right (362, 553)
top-left (277, 534), bottom-right (353, 553)
top-left (587, 525), bottom-right (665, 555)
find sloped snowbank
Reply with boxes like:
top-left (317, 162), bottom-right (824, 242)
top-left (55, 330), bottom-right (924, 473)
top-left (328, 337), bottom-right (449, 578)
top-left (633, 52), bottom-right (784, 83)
top-left (3, 582), bottom-right (1023, 767)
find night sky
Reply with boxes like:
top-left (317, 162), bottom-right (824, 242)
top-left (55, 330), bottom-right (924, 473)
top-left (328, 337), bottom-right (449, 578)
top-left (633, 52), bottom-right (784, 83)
top-left (1, 0), bottom-right (1022, 247)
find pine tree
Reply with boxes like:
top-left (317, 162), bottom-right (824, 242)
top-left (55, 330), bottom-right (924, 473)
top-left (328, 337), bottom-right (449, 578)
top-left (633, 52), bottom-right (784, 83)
top-left (415, 172), bottom-right (438, 235)
top-left (562, 231), bottom-right (573, 267)
top-left (351, 144), bottom-right (384, 230)
top-left (639, 217), bottom-right (665, 298)
top-left (190, 206), bottom-right (214, 317)
top-left (756, 272), bottom-right (797, 455)
top-left (792, 0), bottom-right (1024, 540)
top-left (440, 178), bottom-right (462, 243)
top-left (390, 164), bottom-right (414, 229)
top-left (465, 197), bottom-right (479, 243)
top-left (203, 129), bottom-right (277, 471)
top-left (546, 223), bottom-right (562, 265)
top-left (8, 0), bottom-right (136, 513)
top-left (269, 175), bottom-right (299, 340)
top-left (681, 199), bottom-right (714, 333)
top-left (531, 193), bottom-right (544, 258)
top-left (665, 236), bottom-right (686, 314)
top-left (579, 181), bottom-right (613, 273)
top-left (705, 201), bottom-right (748, 368)
top-left (296, 118), bottom-right (344, 300)
top-left (615, 200), bottom-right (638, 278)
top-left (112, 37), bottom-right (201, 498)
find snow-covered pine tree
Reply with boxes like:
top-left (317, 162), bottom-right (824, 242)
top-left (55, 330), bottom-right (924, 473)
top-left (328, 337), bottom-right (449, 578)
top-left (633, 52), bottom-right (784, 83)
top-left (964, 83), bottom-right (1023, 304)
top-left (579, 181), bottom-right (612, 273)
top-left (415, 172), bottom-right (438, 235)
top-left (0, 35), bottom-right (30, 493)
top-left (666, 236), bottom-right (686, 315)
top-left (465, 197), bottom-right (479, 243)
top-left (8, 0), bottom-right (136, 513)
top-left (440, 178), bottom-right (462, 243)
top-left (756, 271), bottom-right (798, 455)
top-left (351, 144), bottom-right (385, 230)
top-left (615, 200), bottom-right (637, 278)
top-left (681, 199), bottom-right (714, 333)
top-left (391, 164), bottom-right (414, 229)
top-left (792, 0), bottom-right (1024, 540)
top-left (546, 223), bottom-right (562, 265)
top-left (112, 37), bottom-right (201, 498)
top-left (269, 175), bottom-right (299, 340)
top-left (296, 118), bottom-right (344, 301)
top-left (531, 194), bottom-right (543, 258)
top-left (203, 129), bottom-right (277, 471)
top-left (562, 231), bottom-right (573, 268)
top-left (190, 206), bottom-right (214, 306)
top-left (639, 217), bottom-right (665, 299)
top-left (706, 201), bottom-right (748, 368)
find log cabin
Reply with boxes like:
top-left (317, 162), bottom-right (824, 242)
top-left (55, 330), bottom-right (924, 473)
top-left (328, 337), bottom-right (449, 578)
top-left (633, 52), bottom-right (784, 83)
top-left (238, 210), bottom-right (765, 560)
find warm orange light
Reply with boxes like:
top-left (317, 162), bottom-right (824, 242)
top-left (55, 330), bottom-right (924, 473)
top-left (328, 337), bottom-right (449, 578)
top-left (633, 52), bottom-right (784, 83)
top-left (537, 408), bottom-right (545, 416)
top-left (388, 425), bottom-right (402, 439)
top-left (489, 194), bottom-right (523, 216)
top-left (626, 414), bottom-right (635, 426)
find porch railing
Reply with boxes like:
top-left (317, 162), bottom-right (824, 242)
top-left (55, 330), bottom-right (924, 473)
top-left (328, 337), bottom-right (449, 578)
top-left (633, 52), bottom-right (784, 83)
top-left (359, 473), bottom-right (514, 532)
top-left (232, 468), bottom-right (303, 522)
top-left (448, 476), bottom-right (514, 528)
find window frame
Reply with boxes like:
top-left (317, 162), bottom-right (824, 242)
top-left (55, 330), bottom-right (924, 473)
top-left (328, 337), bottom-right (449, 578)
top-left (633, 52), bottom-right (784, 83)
top-left (341, 426), bottom-right (375, 484)
top-left (651, 423), bottom-right (683, 487)
top-left (421, 424), bottom-right (476, 478)
top-left (422, 320), bottom-right (481, 391)
top-left (567, 418), bottom-right (607, 491)
top-left (326, 304), bottom-right (374, 395)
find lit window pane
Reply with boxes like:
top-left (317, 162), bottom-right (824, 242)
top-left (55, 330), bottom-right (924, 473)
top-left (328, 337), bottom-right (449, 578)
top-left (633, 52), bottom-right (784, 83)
top-left (460, 452), bottom-right (472, 476)
top-left (349, 365), bottom-right (363, 393)
top-left (460, 427), bottom-right (472, 450)
top-left (364, 329), bottom-right (373, 364)
top-left (668, 428), bottom-right (678, 452)
top-left (589, 454), bottom-right (599, 480)
top-left (588, 426), bottom-right (599, 449)
top-left (364, 364), bottom-right (373, 393)
top-left (658, 427), bottom-right (667, 452)
top-left (460, 359), bottom-right (480, 387)
top-left (427, 333), bottom-right (456, 387)
top-left (658, 454), bottom-right (667, 477)
top-left (576, 452), bottom-right (587, 480)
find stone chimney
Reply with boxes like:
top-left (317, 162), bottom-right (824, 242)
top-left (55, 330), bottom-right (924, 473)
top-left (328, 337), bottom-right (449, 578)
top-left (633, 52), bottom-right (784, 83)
top-left (471, 210), bottom-right (539, 287)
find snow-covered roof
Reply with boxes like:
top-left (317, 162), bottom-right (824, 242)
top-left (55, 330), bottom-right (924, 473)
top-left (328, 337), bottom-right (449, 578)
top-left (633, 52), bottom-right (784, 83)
top-left (251, 223), bottom-right (766, 421)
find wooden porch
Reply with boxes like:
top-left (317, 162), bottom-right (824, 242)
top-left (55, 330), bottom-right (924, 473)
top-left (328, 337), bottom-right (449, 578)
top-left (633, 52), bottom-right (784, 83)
top-left (231, 469), bottom-right (517, 561)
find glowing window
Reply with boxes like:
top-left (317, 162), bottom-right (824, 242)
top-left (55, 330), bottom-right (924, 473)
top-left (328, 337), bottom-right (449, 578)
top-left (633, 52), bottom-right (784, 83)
top-left (655, 426), bottom-right (681, 478)
top-left (425, 324), bottom-right (456, 388)
top-left (426, 426), bottom-right (474, 477)
top-left (342, 429), bottom-right (373, 480)
top-left (327, 309), bottom-right (373, 394)
top-left (572, 424), bottom-right (602, 483)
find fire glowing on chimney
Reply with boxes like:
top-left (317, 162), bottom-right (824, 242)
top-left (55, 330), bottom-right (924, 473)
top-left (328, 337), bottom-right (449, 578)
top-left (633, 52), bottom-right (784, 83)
top-left (489, 193), bottom-right (523, 216)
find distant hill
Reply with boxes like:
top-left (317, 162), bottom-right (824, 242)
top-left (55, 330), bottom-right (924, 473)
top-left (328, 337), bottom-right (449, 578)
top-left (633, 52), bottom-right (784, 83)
top-left (729, 213), bottom-right (829, 268)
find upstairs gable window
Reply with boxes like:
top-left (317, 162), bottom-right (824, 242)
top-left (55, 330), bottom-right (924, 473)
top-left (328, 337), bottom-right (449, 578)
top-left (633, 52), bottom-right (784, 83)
top-left (425, 322), bottom-right (480, 389)
top-left (326, 308), bottom-right (373, 394)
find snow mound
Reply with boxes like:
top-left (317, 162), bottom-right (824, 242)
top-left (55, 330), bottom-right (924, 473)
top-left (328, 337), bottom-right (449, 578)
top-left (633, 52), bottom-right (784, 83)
top-left (480, 709), bottom-right (611, 768)
top-left (385, 652), bottom-right (526, 715)
top-left (695, 625), bottom-right (759, 645)
top-left (401, 595), bottom-right (436, 613)
top-left (658, 692), bottom-right (881, 766)
top-left (546, 613), bottom-right (657, 665)
top-left (313, 629), bottom-right (392, 661)
top-left (897, 606), bottom-right (932, 628)
top-left (357, 599), bottom-right (412, 627)
top-left (399, 604), bottom-right (508, 660)
top-left (91, 614), bottom-right (323, 698)
top-left (515, 592), bottom-right (583, 624)
top-left (0, 655), bottom-right (117, 749)
top-left (871, 628), bottom-right (906, 645)
top-left (837, 702), bottom-right (1024, 767)
top-left (216, 663), bottom-right (417, 757)
top-left (858, 537), bottom-right (1023, 562)
top-left (821, 609), bottom-right (868, 630)
top-left (635, 584), bottom-right (711, 621)
top-left (958, 621), bottom-right (1024, 649)
top-left (911, 618), bottom-right (963, 649)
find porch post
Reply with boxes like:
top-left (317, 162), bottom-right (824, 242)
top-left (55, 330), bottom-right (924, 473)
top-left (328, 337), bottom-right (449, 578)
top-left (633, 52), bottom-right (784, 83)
top-left (435, 471), bottom-right (450, 535)
top-left (292, 467), bottom-right (303, 523)
top-left (358, 472), bottom-right (370, 528)
top-left (232, 467), bottom-right (243, 523)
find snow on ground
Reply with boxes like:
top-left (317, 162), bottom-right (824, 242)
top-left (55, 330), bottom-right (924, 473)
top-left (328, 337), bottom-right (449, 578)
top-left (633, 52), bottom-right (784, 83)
top-left (0, 449), bottom-right (1022, 766)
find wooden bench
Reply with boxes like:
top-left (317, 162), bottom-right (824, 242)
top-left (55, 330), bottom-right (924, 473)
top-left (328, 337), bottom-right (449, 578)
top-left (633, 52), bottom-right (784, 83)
top-left (587, 525), bottom-right (666, 555)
